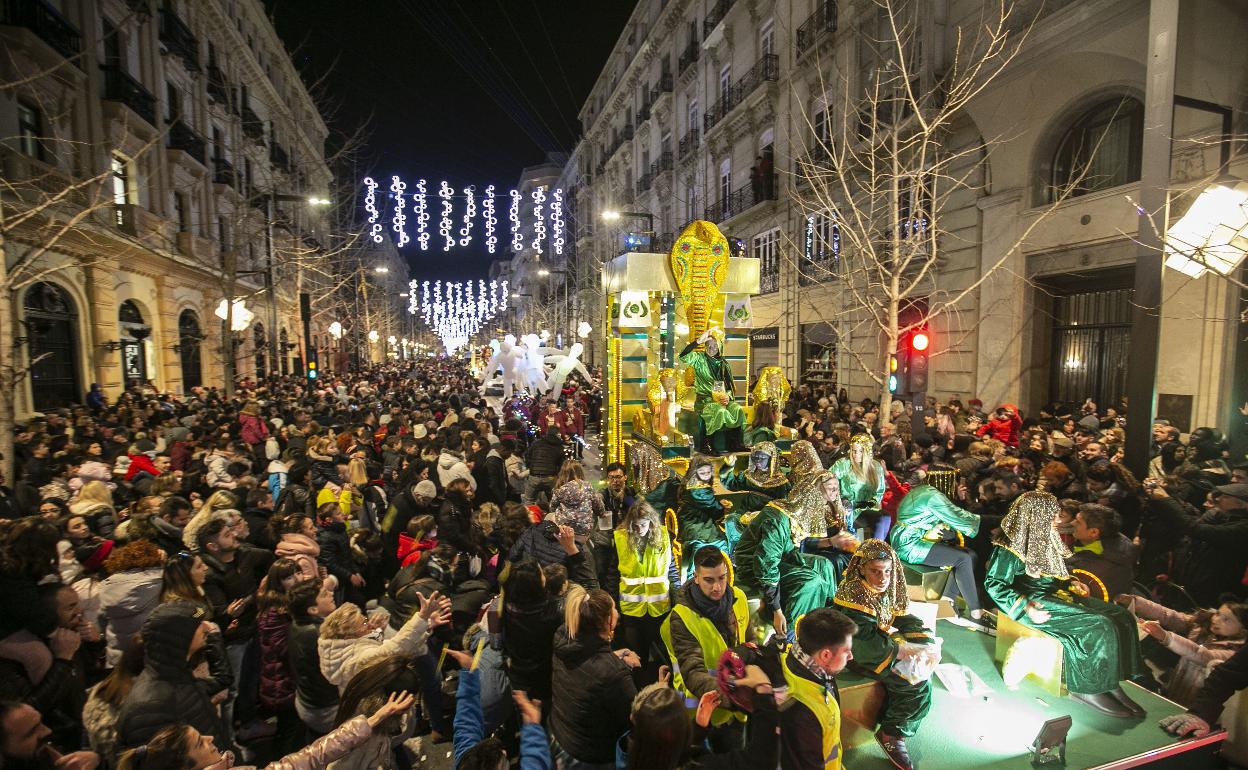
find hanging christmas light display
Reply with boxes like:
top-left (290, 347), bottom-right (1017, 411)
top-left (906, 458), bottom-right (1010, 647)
top-left (414, 277), bottom-right (508, 354)
top-left (414, 179), bottom-right (430, 251)
top-left (390, 176), bottom-right (409, 247)
top-left (509, 189), bottom-right (523, 253)
top-left (460, 186), bottom-right (476, 247)
top-left (531, 186), bottom-right (547, 256)
top-left (438, 181), bottom-right (454, 252)
top-left (363, 177), bottom-right (384, 244)
top-left (483, 185), bottom-right (497, 254)
top-left (551, 188), bottom-right (565, 256)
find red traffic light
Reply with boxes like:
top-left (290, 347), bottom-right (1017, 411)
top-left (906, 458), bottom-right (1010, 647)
top-left (912, 331), bottom-right (929, 351)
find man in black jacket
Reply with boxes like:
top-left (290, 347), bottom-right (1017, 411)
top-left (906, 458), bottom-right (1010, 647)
top-left (286, 580), bottom-right (339, 736)
top-left (1145, 482), bottom-right (1248, 605)
top-left (472, 445), bottom-right (509, 507)
top-left (524, 428), bottom-right (565, 505)
top-left (117, 601), bottom-right (225, 749)
top-left (1066, 504), bottom-right (1137, 600)
top-left (0, 701), bottom-right (99, 770)
top-left (151, 496), bottom-right (192, 555)
top-left (197, 518), bottom-right (269, 735)
top-left (780, 608), bottom-right (857, 770)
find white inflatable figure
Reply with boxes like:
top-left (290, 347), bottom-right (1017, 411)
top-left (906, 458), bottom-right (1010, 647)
top-left (543, 342), bottom-right (592, 398)
top-left (493, 335), bottom-right (526, 397)
top-left (478, 339), bottom-right (505, 394)
top-left (519, 334), bottom-right (548, 394)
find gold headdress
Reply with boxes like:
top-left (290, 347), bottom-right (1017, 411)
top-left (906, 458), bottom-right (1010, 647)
top-left (744, 441), bottom-right (787, 489)
top-left (998, 491), bottom-right (1070, 578)
top-left (849, 433), bottom-right (875, 450)
top-left (683, 453), bottom-right (716, 489)
top-left (750, 366), bottom-right (791, 408)
top-left (628, 442), bottom-right (673, 497)
top-left (703, 326), bottom-right (726, 347)
top-left (788, 440), bottom-right (824, 486)
top-left (773, 468), bottom-right (846, 545)
top-left (834, 538), bottom-right (908, 629)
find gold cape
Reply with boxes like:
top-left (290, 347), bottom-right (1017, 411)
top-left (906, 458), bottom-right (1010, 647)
top-left (998, 491), bottom-right (1071, 578)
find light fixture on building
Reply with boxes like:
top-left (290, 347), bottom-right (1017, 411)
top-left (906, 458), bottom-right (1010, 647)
top-left (214, 299), bottom-right (254, 331)
top-left (328, 321), bottom-right (344, 339)
top-left (538, 267), bottom-right (550, 276)
top-left (1163, 178), bottom-right (1248, 278)
top-left (307, 196), bottom-right (332, 206)
top-left (368, 330), bottom-right (380, 343)
top-left (577, 321), bottom-right (592, 338)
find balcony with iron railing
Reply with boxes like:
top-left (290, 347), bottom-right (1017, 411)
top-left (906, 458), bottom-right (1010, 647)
top-left (241, 104), bottom-right (265, 143)
top-left (704, 173), bottom-right (776, 223)
top-left (0, 0), bottom-right (83, 65)
top-left (703, 0), bottom-right (734, 38)
top-left (650, 150), bottom-right (673, 178)
top-left (760, 268), bottom-right (779, 294)
top-left (100, 65), bottom-right (156, 127)
top-left (678, 38), bottom-right (699, 75)
top-left (651, 72), bottom-right (673, 102)
top-left (795, 0), bottom-right (838, 57)
top-left (703, 53), bottom-right (778, 133)
top-left (636, 97), bottom-right (652, 125)
top-left (678, 127), bottom-right (699, 159)
top-left (206, 64), bottom-right (230, 106)
top-left (269, 141), bottom-right (291, 173)
top-left (606, 123), bottom-right (634, 160)
top-left (636, 172), bottom-right (653, 197)
top-left (794, 139), bottom-right (833, 187)
top-left (212, 156), bottom-right (236, 187)
top-left (167, 120), bottom-right (205, 165)
top-left (158, 7), bottom-right (199, 72)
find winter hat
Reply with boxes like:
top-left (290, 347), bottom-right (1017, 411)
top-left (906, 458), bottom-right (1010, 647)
top-left (133, 438), bottom-right (157, 454)
top-left (1049, 433), bottom-right (1074, 450)
top-left (411, 425), bottom-right (428, 440)
top-left (413, 480), bottom-right (437, 499)
top-left (143, 600), bottom-right (209, 652)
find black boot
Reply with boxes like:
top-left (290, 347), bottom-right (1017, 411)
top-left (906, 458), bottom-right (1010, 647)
top-left (1071, 691), bottom-right (1132, 718)
top-left (727, 426), bottom-right (749, 452)
top-left (1109, 685), bottom-right (1146, 718)
top-left (876, 732), bottom-right (916, 770)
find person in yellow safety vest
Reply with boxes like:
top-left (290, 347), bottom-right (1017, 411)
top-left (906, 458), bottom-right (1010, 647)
top-left (605, 500), bottom-right (680, 671)
top-left (780, 608), bottom-right (858, 770)
top-left (660, 544), bottom-right (753, 747)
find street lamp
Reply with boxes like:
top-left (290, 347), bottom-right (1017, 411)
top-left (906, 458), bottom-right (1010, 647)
top-left (374, 266), bottom-right (389, 274)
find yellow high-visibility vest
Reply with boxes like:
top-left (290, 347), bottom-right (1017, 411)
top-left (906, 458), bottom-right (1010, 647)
top-left (660, 586), bottom-right (749, 725)
top-left (614, 527), bottom-right (673, 617)
top-left (782, 652), bottom-right (843, 769)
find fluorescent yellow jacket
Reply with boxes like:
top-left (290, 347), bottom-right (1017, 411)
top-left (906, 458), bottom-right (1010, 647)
top-left (614, 527), bottom-right (672, 617)
top-left (782, 652), bottom-right (843, 769)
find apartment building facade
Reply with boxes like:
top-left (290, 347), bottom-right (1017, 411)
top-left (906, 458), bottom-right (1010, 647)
top-left (571, 0), bottom-right (1248, 430)
top-left (1, 0), bottom-right (336, 414)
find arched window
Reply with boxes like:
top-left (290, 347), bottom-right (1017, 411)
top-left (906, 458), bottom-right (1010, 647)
top-left (1049, 96), bottom-right (1143, 202)
top-left (178, 310), bottom-right (203, 390)
top-left (23, 282), bottom-right (80, 411)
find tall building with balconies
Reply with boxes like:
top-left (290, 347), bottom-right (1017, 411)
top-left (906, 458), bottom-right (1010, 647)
top-left (1, 0), bottom-right (334, 413)
top-left (569, 0), bottom-right (1248, 432)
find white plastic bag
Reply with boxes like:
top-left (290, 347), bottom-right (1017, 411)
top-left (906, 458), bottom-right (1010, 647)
top-left (892, 638), bottom-right (942, 684)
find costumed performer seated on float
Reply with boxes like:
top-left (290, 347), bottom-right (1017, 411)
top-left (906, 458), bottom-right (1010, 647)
top-left (746, 365), bottom-right (791, 445)
top-left (984, 491), bottom-right (1146, 719)
top-left (679, 327), bottom-right (747, 454)
top-left (674, 455), bottom-right (732, 580)
top-left (734, 448), bottom-right (858, 638)
top-left (833, 539), bottom-right (936, 770)
top-left (889, 467), bottom-right (992, 630)
top-left (830, 433), bottom-right (889, 540)
top-left (720, 440), bottom-right (791, 509)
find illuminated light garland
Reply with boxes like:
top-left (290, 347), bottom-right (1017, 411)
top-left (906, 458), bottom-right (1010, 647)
top-left (413, 278), bottom-right (507, 354)
top-left (414, 179), bottom-right (430, 251)
top-left (551, 188), bottom-right (565, 256)
top-left (509, 189), bottom-right (523, 253)
top-left (420, 280), bottom-right (431, 324)
top-left (460, 186), bottom-right (476, 247)
top-left (364, 177), bottom-right (384, 244)
top-left (438, 181), bottom-right (454, 252)
top-left (501, 280), bottom-right (509, 311)
top-left (483, 185), bottom-right (498, 254)
top-left (531, 186), bottom-right (546, 256)
top-left (390, 176), bottom-right (409, 247)
top-left (407, 279), bottom-right (419, 315)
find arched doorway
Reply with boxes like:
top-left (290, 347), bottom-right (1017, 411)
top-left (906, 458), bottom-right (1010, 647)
top-left (23, 282), bottom-right (81, 410)
top-left (279, 328), bottom-right (289, 375)
top-left (253, 323), bottom-right (266, 380)
top-left (118, 300), bottom-right (152, 390)
top-left (178, 310), bottom-right (203, 390)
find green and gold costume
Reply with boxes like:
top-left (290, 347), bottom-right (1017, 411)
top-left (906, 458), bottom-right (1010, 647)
top-left (719, 441), bottom-right (791, 508)
top-left (678, 335), bottom-right (744, 436)
top-left (829, 437), bottom-right (885, 533)
top-left (833, 540), bottom-right (934, 738)
top-left (675, 456), bottom-right (729, 577)
top-left (889, 485), bottom-right (980, 564)
top-left (983, 492), bottom-right (1143, 695)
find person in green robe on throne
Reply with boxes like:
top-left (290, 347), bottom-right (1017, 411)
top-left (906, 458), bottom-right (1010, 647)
top-left (679, 327), bottom-right (746, 455)
top-left (984, 491), bottom-right (1146, 719)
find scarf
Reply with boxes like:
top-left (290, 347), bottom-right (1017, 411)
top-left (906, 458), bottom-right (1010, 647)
top-left (834, 539), bottom-right (908, 630)
top-left (998, 491), bottom-right (1070, 578)
top-left (688, 582), bottom-right (733, 626)
top-left (790, 639), bottom-right (836, 686)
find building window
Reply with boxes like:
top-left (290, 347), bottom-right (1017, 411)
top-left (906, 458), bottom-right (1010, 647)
top-left (718, 66), bottom-right (731, 103)
top-left (218, 216), bottom-right (230, 252)
top-left (165, 82), bottom-right (181, 123)
top-left (813, 105), bottom-right (829, 144)
top-left (173, 192), bottom-right (190, 232)
top-left (686, 98), bottom-right (698, 135)
top-left (800, 211), bottom-right (840, 285)
top-left (898, 174), bottom-right (931, 239)
top-left (718, 158), bottom-right (732, 212)
top-left (17, 101), bottom-right (44, 161)
top-left (1049, 286), bottom-right (1133, 409)
top-left (753, 228), bottom-right (780, 293)
top-left (111, 153), bottom-right (130, 226)
top-left (759, 18), bottom-right (775, 57)
top-left (1049, 97), bottom-right (1143, 202)
top-left (101, 18), bottom-right (122, 68)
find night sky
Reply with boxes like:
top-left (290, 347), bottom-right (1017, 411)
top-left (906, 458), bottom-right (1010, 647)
top-left (265, 1), bottom-right (635, 281)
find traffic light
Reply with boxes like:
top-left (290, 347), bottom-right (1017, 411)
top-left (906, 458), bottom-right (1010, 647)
top-left (908, 328), bottom-right (929, 393)
top-left (306, 351), bottom-right (318, 381)
top-left (888, 353), bottom-right (900, 393)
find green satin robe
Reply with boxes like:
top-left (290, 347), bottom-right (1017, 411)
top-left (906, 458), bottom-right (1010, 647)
top-left (679, 348), bottom-right (744, 435)
top-left (733, 504), bottom-right (842, 622)
top-left (889, 485), bottom-right (981, 564)
top-left (829, 457), bottom-right (885, 528)
top-left (676, 484), bottom-right (729, 574)
top-left (832, 602), bottom-right (934, 737)
top-left (984, 546), bottom-right (1144, 694)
